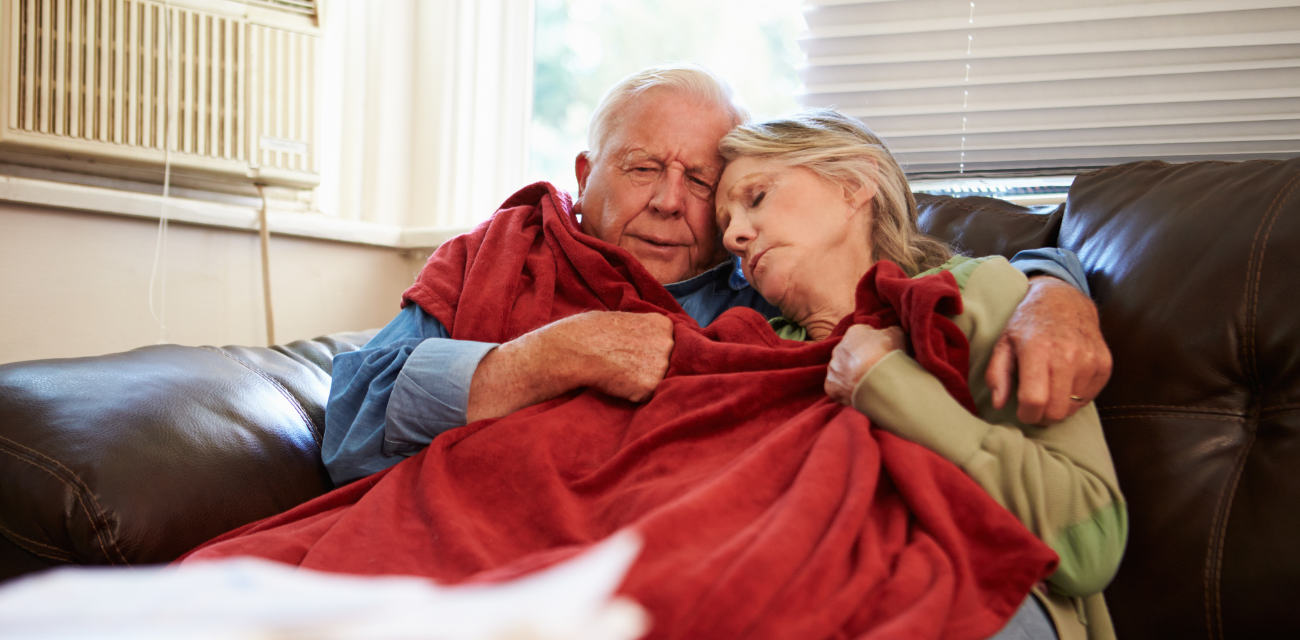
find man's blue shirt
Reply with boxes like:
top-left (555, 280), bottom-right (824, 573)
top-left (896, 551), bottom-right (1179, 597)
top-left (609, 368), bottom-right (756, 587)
top-left (322, 249), bottom-right (1088, 485)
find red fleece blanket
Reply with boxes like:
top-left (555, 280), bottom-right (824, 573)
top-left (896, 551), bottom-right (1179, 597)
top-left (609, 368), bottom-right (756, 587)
top-left (184, 183), bottom-right (1057, 640)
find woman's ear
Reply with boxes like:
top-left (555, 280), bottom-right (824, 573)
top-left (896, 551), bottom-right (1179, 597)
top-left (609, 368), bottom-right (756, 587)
top-left (846, 180), bottom-right (878, 216)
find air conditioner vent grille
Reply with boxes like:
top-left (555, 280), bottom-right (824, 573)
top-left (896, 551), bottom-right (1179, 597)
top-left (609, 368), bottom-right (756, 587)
top-left (3, 0), bottom-right (318, 189)
top-left (10, 0), bottom-right (246, 159)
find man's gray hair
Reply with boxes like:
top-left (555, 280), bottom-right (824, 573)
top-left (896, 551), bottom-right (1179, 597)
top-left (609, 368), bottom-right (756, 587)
top-left (586, 63), bottom-right (750, 161)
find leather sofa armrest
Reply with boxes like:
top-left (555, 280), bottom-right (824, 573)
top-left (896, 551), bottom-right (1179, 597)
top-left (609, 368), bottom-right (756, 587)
top-left (0, 331), bottom-right (375, 578)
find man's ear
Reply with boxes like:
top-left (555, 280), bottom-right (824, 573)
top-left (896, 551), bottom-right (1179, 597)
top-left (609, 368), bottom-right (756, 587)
top-left (575, 151), bottom-right (594, 196)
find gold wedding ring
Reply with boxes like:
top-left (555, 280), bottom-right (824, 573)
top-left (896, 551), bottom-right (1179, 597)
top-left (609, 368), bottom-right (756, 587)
top-left (1070, 395), bottom-right (1086, 403)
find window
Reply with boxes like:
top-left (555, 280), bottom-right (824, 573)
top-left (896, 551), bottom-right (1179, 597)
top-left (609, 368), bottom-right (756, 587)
top-left (530, 0), bottom-right (805, 194)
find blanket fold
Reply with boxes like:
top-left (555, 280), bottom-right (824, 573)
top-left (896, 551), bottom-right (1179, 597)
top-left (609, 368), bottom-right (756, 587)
top-left (185, 182), bottom-right (1057, 640)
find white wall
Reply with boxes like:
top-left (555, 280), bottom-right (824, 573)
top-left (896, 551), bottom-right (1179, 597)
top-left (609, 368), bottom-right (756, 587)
top-left (0, 202), bottom-right (430, 364)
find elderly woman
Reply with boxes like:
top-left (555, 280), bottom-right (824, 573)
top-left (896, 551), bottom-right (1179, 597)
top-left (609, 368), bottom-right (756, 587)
top-left (714, 109), bottom-right (1126, 640)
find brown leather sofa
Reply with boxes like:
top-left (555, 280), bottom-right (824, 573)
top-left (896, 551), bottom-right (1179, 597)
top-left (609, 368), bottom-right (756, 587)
top-left (2, 158), bottom-right (1297, 639)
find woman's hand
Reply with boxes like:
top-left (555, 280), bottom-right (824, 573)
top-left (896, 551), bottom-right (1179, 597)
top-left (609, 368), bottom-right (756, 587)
top-left (825, 325), bottom-right (906, 405)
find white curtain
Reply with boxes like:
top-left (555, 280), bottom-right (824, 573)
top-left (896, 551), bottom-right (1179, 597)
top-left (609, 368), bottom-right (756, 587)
top-left (797, 0), bottom-right (1300, 177)
top-left (316, 0), bottom-right (534, 231)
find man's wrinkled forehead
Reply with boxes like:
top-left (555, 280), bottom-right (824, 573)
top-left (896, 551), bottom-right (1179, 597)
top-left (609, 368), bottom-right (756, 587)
top-left (611, 146), bottom-right (722, 180)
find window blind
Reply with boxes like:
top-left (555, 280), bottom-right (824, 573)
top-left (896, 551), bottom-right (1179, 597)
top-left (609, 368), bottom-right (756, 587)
top-left (797, 0), bottom-right (1300, 178)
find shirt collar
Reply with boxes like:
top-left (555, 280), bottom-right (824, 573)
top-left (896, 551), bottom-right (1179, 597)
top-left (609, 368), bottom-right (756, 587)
top-left (726, 255), bottom-right (752, 291)
top-left (662, 256), bottom-right (755, 297)
top-left (662, 259), bottom-right (729, 296)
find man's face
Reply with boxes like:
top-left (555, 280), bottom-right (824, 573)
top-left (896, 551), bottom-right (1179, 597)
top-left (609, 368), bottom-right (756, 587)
top-left (573, 90), bottom-right (736, 284)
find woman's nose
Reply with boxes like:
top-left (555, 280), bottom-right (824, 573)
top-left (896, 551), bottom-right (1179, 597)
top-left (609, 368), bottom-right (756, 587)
top-left (723, 216), bottom-right (753, 253)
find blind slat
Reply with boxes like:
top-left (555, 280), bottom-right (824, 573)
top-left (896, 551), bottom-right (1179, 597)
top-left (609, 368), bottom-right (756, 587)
top-left (900, 141), bottom-right (1300, 168)
top-left (805, 59), bottom-right (1300, 94)
top-left (803, 43), bottom-right (1300, 87)
top-left (896, 124), bottom-right (1300, 156)
top-left (879, 103), bottom-right (1300, 138)
top-left (802, 8), bottom-right (1300, 59)
top-left (825, 80), bottom-right (1300, 118)
top-left (804, 31), bottom-right (1300, 67)
top-left (804, 0), bottom-right (1300, 38)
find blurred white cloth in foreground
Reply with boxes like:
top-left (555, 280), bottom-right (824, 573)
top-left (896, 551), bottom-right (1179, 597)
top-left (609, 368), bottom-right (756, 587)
top-left (0, 531), bottom-right (646, 640)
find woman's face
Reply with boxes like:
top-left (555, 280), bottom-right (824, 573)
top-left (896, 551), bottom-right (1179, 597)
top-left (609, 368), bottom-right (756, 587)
top-left (715, 156), bottom-right (875, 317)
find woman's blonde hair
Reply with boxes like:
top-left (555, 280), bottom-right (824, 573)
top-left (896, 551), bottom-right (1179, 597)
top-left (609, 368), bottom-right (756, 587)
top-left (718, 108), bottom-right (951, 276)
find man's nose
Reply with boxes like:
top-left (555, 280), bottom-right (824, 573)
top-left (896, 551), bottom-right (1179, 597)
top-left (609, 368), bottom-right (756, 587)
top-left (648, 167), bottom-right (688, 217)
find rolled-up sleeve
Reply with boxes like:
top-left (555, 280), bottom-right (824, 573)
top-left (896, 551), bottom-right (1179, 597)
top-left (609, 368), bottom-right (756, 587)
top-left (384, 337), bottom-right (497, 455)
top-left (321, 305), bottom-right (497, 486)
top-left (1008, 247), bottom-right (1091, 298)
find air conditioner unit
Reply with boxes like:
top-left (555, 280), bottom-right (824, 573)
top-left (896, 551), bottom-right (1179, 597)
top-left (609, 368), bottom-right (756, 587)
top-left (0, 0), bottom-right (320, 192)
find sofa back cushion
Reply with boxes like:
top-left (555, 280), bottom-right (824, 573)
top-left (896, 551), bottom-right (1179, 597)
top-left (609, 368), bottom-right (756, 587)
top-left (1062, 159), bottom-right (1300, 640)
top-left (917, 193), bottom-right (1063, 259)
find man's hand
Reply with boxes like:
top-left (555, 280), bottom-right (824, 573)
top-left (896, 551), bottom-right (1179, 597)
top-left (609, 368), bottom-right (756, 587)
top-left (466, 311), bottom-right (674, 422)
top-left (825, 325), bottom-right (905, 405)
top-left (575, 311), bottom-right (676, 402)
top-left (987, 275), bottom-right (1112, 425)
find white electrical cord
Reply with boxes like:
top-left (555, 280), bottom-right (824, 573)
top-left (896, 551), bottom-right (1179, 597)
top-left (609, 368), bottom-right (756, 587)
top-left (148, 2), bottom-right (173, 345)
top-left (257, 185), bottom-right (276, 347)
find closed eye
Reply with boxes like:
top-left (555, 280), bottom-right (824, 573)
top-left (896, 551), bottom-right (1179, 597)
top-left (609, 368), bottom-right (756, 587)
top-left (686, 175), bottom-right (715, 200)
top-left (751, 192), bottom-right (766, 207)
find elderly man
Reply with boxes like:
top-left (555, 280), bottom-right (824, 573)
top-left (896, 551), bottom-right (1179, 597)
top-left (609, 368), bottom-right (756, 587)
top-left (322, 63), bottom-right (1108, 487)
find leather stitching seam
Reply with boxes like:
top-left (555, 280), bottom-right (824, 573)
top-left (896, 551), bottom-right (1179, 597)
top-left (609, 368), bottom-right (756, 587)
top-left (1099, 405), bottom-right (1245, 415)
top-left (0, 517), bottom-right (72, 556)
top-left (1261, 402), bottom-right (1300, 411)
top-left (0, 435), bottom-right (127, 565)
top-left (1102, 413), bottom-right (1247, 422)
top-left (201, 346), bottom-right (322, 447)
top-left (1203, 447), bottom-right (1233, 640)
top-left (1208, 422), bottom-right (1256, 640)
top-left (0, 521), bottom-right (73, 563)
top-left (12, 546), bottom-right (71, 564)
top-left (1243, 171), bottom-right (1298, 394)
